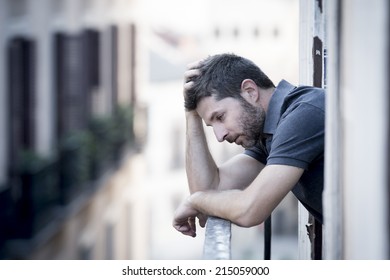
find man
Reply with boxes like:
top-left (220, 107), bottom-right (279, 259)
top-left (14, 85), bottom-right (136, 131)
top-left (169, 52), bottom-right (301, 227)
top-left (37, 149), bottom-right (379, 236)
top-left (173, 53), bottom-right (324, 238)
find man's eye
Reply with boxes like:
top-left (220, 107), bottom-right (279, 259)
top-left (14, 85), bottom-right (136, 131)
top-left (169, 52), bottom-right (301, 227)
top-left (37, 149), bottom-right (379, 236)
top-left (216, 114), bottom-right (224, 121)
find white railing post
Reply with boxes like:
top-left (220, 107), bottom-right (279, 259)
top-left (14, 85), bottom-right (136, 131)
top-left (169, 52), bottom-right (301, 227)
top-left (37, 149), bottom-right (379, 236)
top-left (203, 217), bottom-right (231, 260)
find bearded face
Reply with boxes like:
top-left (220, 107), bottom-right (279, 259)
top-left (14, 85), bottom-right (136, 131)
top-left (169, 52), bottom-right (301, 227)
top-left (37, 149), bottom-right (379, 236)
top-left (236, 99), bottom-right (266, 148)
top-left (196, 95), bottom-right (266, 149)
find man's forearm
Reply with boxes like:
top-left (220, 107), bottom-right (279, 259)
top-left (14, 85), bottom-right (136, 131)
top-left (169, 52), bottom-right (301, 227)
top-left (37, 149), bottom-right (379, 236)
top-left (188, 190), bottom-right (261, 228)
top-left (185, 111), bottom-right (219, 193)
top-left (188, 165), bottom-right (304, 228)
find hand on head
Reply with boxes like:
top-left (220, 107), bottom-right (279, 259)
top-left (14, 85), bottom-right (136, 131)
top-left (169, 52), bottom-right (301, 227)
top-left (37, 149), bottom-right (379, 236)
top-left (183, 60), bottom-right (203, 100)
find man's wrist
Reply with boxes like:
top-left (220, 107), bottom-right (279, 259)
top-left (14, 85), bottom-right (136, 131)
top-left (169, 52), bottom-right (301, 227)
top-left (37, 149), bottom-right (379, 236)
top-left (185, 111), bottom-right (203, 134)
top-left (185, 109), bottom-right (200, 119)
top-left (188, 191), bottom-right (204, 208)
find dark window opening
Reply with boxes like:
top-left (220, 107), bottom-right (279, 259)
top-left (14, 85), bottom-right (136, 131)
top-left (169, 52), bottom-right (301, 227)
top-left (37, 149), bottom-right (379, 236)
top-left (7, 37), bottom-right (36, 170)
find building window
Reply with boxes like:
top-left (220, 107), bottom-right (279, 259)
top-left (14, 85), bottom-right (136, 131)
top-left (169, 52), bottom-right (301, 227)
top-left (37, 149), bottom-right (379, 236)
top-left (54, 33), bottom-right (88, 140)
top-left (53, 29), bottom-right (100, 141)
top-left (233, 27), bottom-right (240, 39)
top-left (273, 27), bottom-right (280, 38)
top-left (110, 25), bottom-right (119, 112)
top-left (7, 37), bottom-right (36, 169)
top-left (214, 27), bottom-right (221, 39)
top-left (253, 27), bottom-right (260, 38)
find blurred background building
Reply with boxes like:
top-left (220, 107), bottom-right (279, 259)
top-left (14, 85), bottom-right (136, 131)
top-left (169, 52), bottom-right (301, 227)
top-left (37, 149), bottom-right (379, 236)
top-left (0, 0), bottom-right (301, 260)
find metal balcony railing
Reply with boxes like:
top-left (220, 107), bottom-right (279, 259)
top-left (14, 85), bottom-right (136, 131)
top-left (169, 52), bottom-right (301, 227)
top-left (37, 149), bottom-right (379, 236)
top-left (203, 216), bottom-right (272, 260)
top-left (203, 217), bottom-right (231, 260)
top-left (203, 214), bottom-right (322, 260)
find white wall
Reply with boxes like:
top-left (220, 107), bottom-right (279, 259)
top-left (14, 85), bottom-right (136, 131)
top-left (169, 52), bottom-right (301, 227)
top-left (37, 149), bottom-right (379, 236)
top-left (340, 0), bottom-right (389, 259)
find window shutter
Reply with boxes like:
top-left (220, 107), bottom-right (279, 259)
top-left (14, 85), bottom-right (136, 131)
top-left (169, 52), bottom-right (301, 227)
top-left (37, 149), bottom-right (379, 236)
top-left (54, 32), bottom-right (88, 140)
top-left (7, 37), bottom-right (36, 166)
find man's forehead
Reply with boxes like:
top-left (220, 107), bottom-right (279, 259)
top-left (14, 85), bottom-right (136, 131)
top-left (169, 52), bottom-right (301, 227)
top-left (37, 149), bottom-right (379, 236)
top-left (196, 96), bottom-right (217, 122)
top-left (197, 96), bottom-right (238, 123)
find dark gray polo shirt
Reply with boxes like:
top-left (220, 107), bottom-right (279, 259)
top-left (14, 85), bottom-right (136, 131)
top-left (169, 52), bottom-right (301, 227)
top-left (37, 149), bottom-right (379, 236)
top-left (244, 80), bottom-right (325, 223)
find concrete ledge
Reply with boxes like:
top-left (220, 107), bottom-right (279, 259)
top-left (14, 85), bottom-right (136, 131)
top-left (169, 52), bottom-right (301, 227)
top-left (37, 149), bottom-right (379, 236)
top-left (203, 216), bottom-right (231, 259)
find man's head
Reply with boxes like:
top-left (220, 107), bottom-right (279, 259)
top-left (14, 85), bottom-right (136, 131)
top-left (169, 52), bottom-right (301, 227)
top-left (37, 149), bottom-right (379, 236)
top-left (185, 53), bottom-right (275, 148)
top-left (184, 53), bottom-right (275, 111)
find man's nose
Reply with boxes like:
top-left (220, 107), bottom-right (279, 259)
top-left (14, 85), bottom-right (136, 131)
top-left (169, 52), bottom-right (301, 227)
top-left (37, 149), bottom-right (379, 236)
top-left (213, 125), bottom-right (228, 142)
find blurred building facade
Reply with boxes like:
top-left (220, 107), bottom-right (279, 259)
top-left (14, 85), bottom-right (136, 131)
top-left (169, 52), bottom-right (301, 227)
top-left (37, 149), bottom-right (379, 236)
top-left (0, 0), bottom-right (147, 259)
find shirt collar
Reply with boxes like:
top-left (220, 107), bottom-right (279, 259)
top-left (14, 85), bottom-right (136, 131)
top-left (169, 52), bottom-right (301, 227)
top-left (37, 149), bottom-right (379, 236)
top-left (263, 80), bottom-right (296, 135)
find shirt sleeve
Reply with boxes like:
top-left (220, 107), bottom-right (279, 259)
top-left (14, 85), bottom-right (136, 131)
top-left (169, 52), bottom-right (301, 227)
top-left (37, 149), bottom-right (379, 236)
top-left (266, 102), bottom-right (325, 169)
top-left (244, 144), bottom-right (268, 164)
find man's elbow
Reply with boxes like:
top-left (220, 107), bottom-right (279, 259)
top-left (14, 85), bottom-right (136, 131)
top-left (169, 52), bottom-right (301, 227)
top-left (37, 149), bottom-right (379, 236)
top-left (231, 209), bottom-right (266, 228)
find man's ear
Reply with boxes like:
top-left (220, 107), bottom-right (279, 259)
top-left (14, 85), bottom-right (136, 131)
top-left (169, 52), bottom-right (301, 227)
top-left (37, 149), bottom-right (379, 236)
top-left (240, 79), bottom-right (259, 104)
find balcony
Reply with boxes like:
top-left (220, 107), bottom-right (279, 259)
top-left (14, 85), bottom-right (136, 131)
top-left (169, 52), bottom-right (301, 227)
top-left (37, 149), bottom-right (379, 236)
top-left (0, 106), bottom-right (135, 259)
top-left (203, 213), bottom-right (322, 260)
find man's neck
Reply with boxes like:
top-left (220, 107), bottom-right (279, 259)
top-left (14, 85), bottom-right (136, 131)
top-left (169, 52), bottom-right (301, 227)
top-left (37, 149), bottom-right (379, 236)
top-left (259, 87), bottom-right (276, 113)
